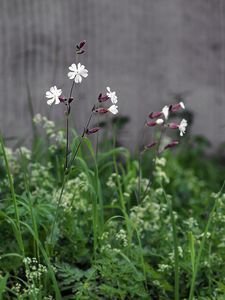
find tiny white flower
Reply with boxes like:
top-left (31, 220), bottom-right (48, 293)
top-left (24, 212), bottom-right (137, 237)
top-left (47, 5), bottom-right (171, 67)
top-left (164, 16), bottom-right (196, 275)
top-left (108, 105), bottom-right (118, 115)
top-left (156, 118), bottom-right (164, 125)
top-left (179, 119), bottom-right (188, 136)
top-left (180, 102), bottom-right (185, 109)
top-left (45, 86), bottom-right (62, 105)
top-left (106, 87), bottom-right (118, 104)
top-left (68, 63), bottom-right (88, 83)
top-left (162, 106), bottom-right (169, 119)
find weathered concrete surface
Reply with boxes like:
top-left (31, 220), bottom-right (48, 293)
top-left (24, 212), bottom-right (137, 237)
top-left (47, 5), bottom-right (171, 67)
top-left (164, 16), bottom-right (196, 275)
top-left (0, 0), bottom-right (224, 148)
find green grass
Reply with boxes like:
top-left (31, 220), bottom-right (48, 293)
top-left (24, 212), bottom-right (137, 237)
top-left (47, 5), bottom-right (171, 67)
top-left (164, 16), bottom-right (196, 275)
top-left (0, 122), bottom-right (225, 299)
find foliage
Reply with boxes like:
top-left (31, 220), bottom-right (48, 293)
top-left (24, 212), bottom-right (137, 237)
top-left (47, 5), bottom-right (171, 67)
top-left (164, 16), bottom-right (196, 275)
top-left (0, 117), bottom-right (224, 299)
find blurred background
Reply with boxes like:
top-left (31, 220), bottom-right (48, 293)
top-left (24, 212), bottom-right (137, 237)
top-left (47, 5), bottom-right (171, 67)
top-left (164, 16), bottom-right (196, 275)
top-left (0, 0), bottom-right (225, 150)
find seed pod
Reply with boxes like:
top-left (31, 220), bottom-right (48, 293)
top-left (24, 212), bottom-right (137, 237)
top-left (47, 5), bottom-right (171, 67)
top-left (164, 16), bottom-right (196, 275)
top-left (95, 108), bottom-right (109, 114)
top-left (149, 111), bottom-right (162, 119)
top-left (164, 141), bottom-right (179, 149)
top-left (145, 142), bottom-right (157, 149)
top-left (86, 127), bottom-right (101, 135)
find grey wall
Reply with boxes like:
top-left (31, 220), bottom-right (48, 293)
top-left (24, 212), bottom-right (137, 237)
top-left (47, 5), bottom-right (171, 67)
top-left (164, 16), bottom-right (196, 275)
top-left (0, 0), bottom-right (225, 148)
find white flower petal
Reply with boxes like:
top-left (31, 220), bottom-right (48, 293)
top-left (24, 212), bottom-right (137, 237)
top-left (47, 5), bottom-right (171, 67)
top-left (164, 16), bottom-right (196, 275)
top-left (156, 118), bottom-right (164, 125)
top-left (108, 105), bottom-right (118, 115)
top-left (69, 63), bottom-right (77, 72)
top-left (68, 72), bottom-right (75, 79)
top-left (180, 102), bottom-right (185, 109)
top-left (47, 98), bottom-right (55, 105)
top-left (75, 74), bottom-right (82, 83)
top-left (55, 98), bottom-right (60, 105)
top-left (46, 91), bottom-right (52, 98)
top-left (80, 69), bottom-right (88, 78)
top-left (162, 105), bottom-right (169, 119)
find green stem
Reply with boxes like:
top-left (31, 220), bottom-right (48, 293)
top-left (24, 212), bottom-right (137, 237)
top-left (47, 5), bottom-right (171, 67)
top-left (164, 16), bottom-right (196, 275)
top-left (0, 136), bottom-right (24, 255)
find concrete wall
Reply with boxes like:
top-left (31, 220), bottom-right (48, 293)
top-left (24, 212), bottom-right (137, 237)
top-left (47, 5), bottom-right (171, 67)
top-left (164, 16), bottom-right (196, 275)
top-left (0, 0), bottom-right (225, 148)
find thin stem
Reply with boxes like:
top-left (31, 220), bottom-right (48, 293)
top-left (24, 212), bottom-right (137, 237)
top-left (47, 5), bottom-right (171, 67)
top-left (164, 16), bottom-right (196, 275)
top-left (64, 80), bottom-right (75, 170)
top-left (50, 106), bottom-right (95, 245)
top-left (65, 115), bottom-right (69, 169)
top-left (162, 188), bottom-right (179, 300)
top-left (141, 126), bottom-right (165, 201)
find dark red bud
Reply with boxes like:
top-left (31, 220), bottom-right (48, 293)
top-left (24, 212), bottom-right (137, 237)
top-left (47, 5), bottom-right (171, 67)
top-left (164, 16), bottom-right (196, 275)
top-left (68, 97), bottom-right (74, 104)
top-left (59, 96), bottom-right (66, 103)
top-left (95, 108), bottom-right (109, 114)
top-left (168, 122), bottom-right (179, 129)
top-left (98, 93), bottom-right (109, 102)
top-left (149, 111), bottom-right (162, 119)
top-left (145, 142), bottom-right (157, 149)
top-left (169, 102), bottom-right (185, 112)
top-left (164, 141), bottom-right (179, 149)
top-left (79, 40), bottom-right (86, 49)
top-left (86, 127), bottom-right (101, 135)
top-left (146, 121), bottom-right (157, 127)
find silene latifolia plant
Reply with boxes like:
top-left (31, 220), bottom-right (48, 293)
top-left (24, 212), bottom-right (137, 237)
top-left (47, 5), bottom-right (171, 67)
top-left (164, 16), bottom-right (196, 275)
top-left (140, 101), bottom-right (188, 200)
top-left (45, 40), bottom-right (118, 247)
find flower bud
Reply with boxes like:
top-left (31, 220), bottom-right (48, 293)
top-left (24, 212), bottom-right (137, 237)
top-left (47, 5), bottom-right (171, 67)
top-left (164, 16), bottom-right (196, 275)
top-left (95, 108), bottom-right (109, 114)
top-left (146, 121), bottom-right (157, 127)
top-left (98, 93), bottom-right (109, 102)
top-left (145, 142), bottom-right (157, 149)
top-left (169, 102), bottom-right (185, 112)
top-left (164, 141), bottom-right (179, 149)
top-left (149, 111), bottom-right (162, 119)
top-left (79, 40), bottom-right (86, 49)
top-left (68, 97), bottom-right (74, 104)
top-left (86, 127), bottom-right (101, 135)
top-left (59, 96), bottom-right (66, 103)
top-left (167, 122), bottom-right (179, 129)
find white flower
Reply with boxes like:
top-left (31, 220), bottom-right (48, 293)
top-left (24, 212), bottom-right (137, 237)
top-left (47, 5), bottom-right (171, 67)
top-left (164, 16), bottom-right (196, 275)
top-left (45, 86), bottom-right (62, 105)
top-left (179, 119), bottom-right (188, 136)
top-left (180, 102), bottom-right (185, 109)
top-left (68, 63), bottom-right (88, 83)
top-left (156, 118), bottom-right (164, 125)
top-left (106, 87), bottom-right (118, 104)
top-left (108, 105), bottom-right (118, 115)
top-left (162, 106), bottom-right (169, 119)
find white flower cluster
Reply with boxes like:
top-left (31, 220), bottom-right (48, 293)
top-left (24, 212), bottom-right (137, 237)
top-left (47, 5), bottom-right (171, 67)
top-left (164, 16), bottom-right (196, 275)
top-left (115, 229), bottom-right (128, 247)
top-left (56, 173), bottom-right (90, 213)
top-left (23, 257), bottom-right (47, 282)
top-left (153, 157), bottom-right (170, 185)
top-left (33, 114), bottom-right (66, 144)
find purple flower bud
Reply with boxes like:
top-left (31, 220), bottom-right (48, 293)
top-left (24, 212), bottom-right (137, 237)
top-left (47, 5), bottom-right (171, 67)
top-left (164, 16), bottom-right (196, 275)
top-left (149, 111), bottom-right (163, 119)
top-left (169, 102), bottom-right (185, 112)
top-left (79, 40), bottom-right (86, 49)
top-left (68, 97), bottom-right (74, 104)
top-left (145, 142), bottom-right (157, 149)
top-left (86, 127), bottom-right (101, 135)
top-left (95, 108), bottom-right (109, 114)
top-left (59, 96), bottom-right (66, 103)
top-left (164, 141), bottom-right (179, 149)
top-left (146, 121), bottom-right (157, 127)
top-left (98, 93), bottom-right (109, 102)
top-left (168, 122), bottom-right (179, 129)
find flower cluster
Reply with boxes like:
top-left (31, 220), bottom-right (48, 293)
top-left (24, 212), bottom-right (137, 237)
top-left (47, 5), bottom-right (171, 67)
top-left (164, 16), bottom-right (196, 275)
top-left (145, 101), bottom-right (188, 152)
top-left (84, 87), bottom-right (119, 136)
top-left (95, 87), bottom-right (118, 115)
top-left (45, 40), bottom-right (119, 143)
